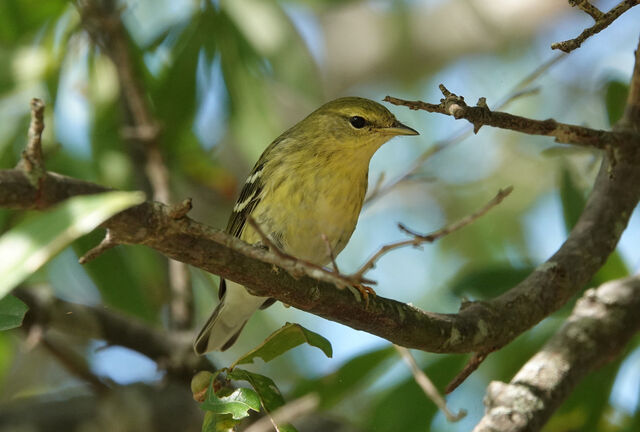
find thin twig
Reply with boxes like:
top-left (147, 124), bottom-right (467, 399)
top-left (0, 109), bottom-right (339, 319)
top-left (321, 233), bottom-right (340, 273)
top-left (244, 394), bottom-right (320, 432)
top-left (352, 187), bottom-right (513, 282)
top-left (18, 98), bottom-right (46, 187)
top-left (394, 345), bottom-right (466, 422)
top-left (551, 0), bottom-right (639, 53)
top-left (247, 216), bottom-right (375, 289)
top-left (168, 198), bottom-right (193, 219)
top-left (385, 87), bottom-right (637, 149)
top-left (446, 351), bottom-right (491, 394)
top-left (369, 54), bottom-right (565, 204)
top-left (247, 216), bottom-right (296, 262)
top-left (79, 231), bottom-right (118, 264)
top-left (570, 0), bottom-right (604, 20)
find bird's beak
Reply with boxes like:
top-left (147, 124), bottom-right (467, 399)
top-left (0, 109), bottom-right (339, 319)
top-left (383, 120), bottom-right (419, 136)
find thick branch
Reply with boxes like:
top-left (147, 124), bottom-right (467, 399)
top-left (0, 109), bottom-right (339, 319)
top-left (551, 0), bottom-right (639, 53)
top-left (14, 287), bottom-right (210, 381)
top-left (384, 87), bottom-right (639, 149)
top-left (2, 140), bottom-right (639, 353)
top-left (473, 275), bottom-right (640, 432)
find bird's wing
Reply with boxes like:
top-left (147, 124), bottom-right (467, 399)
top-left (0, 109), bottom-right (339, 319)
top-left (225, 159), bottom-right (265, 238)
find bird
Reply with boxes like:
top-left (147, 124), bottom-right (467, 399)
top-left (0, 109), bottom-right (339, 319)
top-left (194, 96), bottom-right (418, 355)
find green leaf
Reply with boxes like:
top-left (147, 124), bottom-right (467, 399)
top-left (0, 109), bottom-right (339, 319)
top-left (229, 369), bottom-right (298, 432)
top-left (0, 191), bottom-right (145, 300)
top-left (605, 80), bottom-right (629, 126)
top-left (559, 165), bottom-right (586, 231)
top-left (0, 0), bottom-right (68, 43)
top-left (292, 346), bottom-right (396, 408)
top-left (201, 385), bottom-right (261, 420)
top-left (201, 411), bottom-right (239, 432)
top-left (232, 322), bottom-right (332, 368)
top-left (0, 295), bottom-right (28, 331)
top-left (228, 368), bottom-right (285, 411)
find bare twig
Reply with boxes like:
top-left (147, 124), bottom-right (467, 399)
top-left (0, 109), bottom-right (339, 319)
top-left (168, 198), bottom-right (193, 219)
top-left (473, 275), bottom-right (640, 432)
top-left (446, 351), bottom-right (491, 394)
top-left (551, 0), bottom-right (639, 53)
top-left (79, 230), bottom-right (118, 264)
top-left (394, 345), bottom-right (466, 422)
top-left (385, 86), bottom-right (638, 149)
top-left (244, 394), bottom-right (320, 432)
top-left (250, 186), bottom-right (509, 296)
top-left (247, 215), bottom-right (375, 290)
top-left (247, 216), bottom-right (296, 263)
top-left (570, 0), bottom-right (604, 20)
top-left (169, 258), bottom-right (193, 330)
top-left (369, 54), bottom-right (565, 204)
top-left (321, 233), bottom-right (340, 273)
top-left (18, 98), bottom-right (46, 187)
top-left (352, 187), bottom-right (513, 282)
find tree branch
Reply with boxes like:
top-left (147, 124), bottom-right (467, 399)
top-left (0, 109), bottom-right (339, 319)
top-left (473, 275), bottom-right (640, 432)
top-left (551, 0), bottom-right (639, 53)
top-left (394, 345), bottom-right (466, 422)
top-left (14, 287), bottom-right (211, 382)
top-left (369, 53), bottom-right (566, 204)
top-left (76, 0), bottom-right (193, 331)
top-left (384, 86), bottom-right (639, 149)
top-left (17, 98), bottom-right (46, 188)
top-left (2, 129), bottom-right (639, 354)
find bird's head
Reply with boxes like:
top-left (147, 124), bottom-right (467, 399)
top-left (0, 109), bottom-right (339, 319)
top-left (291, 97), bottom-right (419, 156)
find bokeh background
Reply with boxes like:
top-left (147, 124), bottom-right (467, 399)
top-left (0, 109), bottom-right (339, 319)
top-left (1, 0), bottom-right (639, 431)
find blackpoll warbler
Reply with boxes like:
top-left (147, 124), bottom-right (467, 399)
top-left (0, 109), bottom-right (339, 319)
top-left (194, 97), bottom-right (418, 354)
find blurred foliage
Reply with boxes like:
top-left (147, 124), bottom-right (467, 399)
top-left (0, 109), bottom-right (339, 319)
top-left (605, 80), bottom-right (630, 126)
top-left (0, 191), bottom-right (144, 298)
top-left (0, 296), bottom-right (27, 331)
top-left (0, 0), bottom-right (638, 431)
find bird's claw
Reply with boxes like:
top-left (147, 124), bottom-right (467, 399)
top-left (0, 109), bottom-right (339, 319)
top-left (353, 283), bottom-right (377, 307)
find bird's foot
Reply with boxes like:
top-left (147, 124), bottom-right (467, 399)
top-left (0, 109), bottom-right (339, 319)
top-left (353, 283), bottom-right (377, 307)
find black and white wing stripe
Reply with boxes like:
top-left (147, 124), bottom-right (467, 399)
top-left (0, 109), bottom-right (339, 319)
top-left (218, 160), bottom-right (265, 302)
top-left (225, 161), bottom-right (265, 238)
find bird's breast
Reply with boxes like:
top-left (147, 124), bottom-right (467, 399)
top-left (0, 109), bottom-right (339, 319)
top-left (246, 161), bottom-right (369, 266)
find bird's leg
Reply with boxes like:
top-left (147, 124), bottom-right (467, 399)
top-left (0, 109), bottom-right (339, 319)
top-left (351, 283), bottom-right (377, 307)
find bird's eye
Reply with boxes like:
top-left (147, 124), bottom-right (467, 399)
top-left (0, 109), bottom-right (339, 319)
top-left (349, 116), bottom-right (366, 129)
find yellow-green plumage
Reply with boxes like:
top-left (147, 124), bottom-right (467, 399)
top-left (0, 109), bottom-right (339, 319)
top-left (194, 97), bottom-right (418, 354)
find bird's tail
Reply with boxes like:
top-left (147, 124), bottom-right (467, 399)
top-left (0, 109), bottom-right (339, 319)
top-left (194, 280), bottom-right (266, 355)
